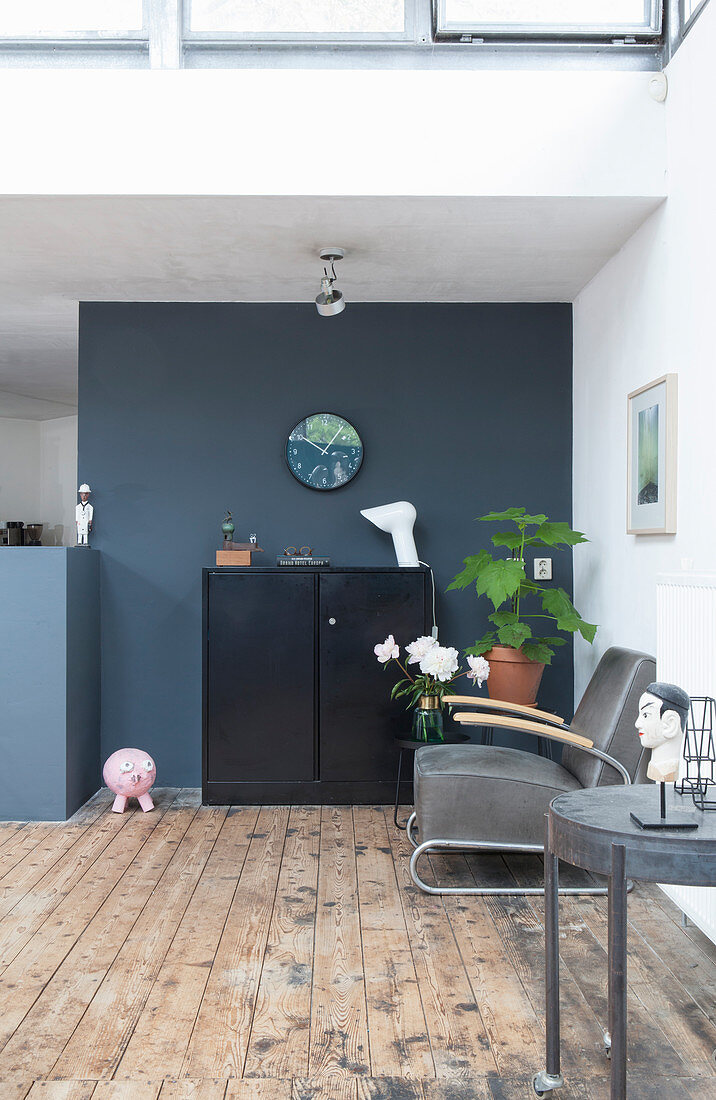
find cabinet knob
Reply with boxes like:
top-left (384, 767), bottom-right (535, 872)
top-left (328, 617), bottom-right (337, 625)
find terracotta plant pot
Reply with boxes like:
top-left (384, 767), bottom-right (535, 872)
top-left (484, 644), bottom-right (546, 706)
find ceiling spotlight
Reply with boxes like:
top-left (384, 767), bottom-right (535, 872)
top-left (315, 247), bottom-right (345, 317)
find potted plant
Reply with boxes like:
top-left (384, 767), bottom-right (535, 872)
top-left (448, 507), bottom-right (596, 705)
top-left (374, 634), bottom-right (489, 741)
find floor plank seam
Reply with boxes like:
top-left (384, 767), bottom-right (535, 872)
top-left (173, 804), bottom-right (263, 1084)
top-left (240, 804), bottom-right (292, 1078)
top-left (305, 803), bottom-right (323, 1084)
top-left (352, 806), bottom-right (374, 1079)
top-left (378, 805), bottom-right (437, 1080)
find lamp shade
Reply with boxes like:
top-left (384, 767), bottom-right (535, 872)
top-left (360, 501), bottom-right (419, 567)
top-left (315, 287), bottom-right (345, 317)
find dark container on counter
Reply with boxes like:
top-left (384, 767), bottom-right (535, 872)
top-left (6, 522), bottom-right (25, 546)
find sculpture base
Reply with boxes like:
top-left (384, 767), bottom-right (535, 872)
top-left (630, 811), bottom-right (699, 831)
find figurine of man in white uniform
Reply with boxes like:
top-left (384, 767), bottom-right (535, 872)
top-left (76, 483), bottom-right (93, 546)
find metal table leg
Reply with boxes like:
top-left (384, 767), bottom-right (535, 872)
top-left (533, 819), bottom-right (564, 1095)
top-left (609, 842), bottom-right (628, 1100)
top-left (394, 748), bottom-right (406, 830)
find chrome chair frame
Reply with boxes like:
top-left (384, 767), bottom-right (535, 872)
top-left (407, 735), bottom-right (632, 897)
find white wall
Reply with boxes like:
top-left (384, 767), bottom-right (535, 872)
top-left (0, 69), bottom-right (665, 198)
top-left (0, 414), bottom-right (77, 545)
top-left (572, 3), bottom-right (716, 697)
top-left (0, 418), bottom-right (40, 527)
top-left (40, 415), bottom-right (77, 546)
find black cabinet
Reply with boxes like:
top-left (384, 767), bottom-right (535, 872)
top-left (203, 566), bottom-right (429, 804)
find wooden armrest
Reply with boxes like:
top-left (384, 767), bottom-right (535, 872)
top-left (447, 695), bottom-right (565, 726)
top-left (452, 712), bottom-right (593, 749)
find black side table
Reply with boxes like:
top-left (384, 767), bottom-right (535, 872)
top-left (534, 784), bottom-right (716, 1098)
top-left (393, 732), bottom-right (469, 829)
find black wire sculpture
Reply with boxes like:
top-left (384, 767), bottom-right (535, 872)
top-left (673, 696), bottom-right (716, 811)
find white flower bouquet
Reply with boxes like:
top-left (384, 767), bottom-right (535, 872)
top-left (374, 634), bottom-right (489, 708)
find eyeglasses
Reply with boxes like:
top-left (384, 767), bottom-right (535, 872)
top-left (283, 546), bottom-right (313, 557)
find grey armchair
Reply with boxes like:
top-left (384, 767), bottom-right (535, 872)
top-left (408, 646), bottom-right (655, 896)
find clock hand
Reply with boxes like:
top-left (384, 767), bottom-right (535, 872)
top-left (321, 427), bottom-right (342, 455)
top-left (297, 434), bottom-right (325, 453)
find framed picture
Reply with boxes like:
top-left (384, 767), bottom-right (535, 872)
top-left (627, 373), bottom-right (677, 535)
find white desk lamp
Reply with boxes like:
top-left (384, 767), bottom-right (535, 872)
top-left (360, 501), bottom-right (419, 567)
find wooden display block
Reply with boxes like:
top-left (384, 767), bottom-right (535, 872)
top-left (215, 542), bottom-right (263, 567)
top-left (216, 549), bottom-right (251, 566)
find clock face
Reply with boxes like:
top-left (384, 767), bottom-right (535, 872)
top-left (286, 413), bottom-right (363, 491)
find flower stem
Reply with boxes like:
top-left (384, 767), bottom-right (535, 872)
top-left (393, 658), bottom-right (415, 683)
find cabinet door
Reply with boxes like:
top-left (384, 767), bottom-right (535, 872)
top-left (319, 571), bottom-right (426, 782)
top-left (207, 572), bottom-right (315, 782)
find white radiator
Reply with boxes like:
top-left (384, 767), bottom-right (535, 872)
top-left (656, 572), bottom-right (716, 943)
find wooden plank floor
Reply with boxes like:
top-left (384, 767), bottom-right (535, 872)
top-left (0, 789), bottom-right (715, 1099)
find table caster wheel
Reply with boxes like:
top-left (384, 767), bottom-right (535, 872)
top-left (532, 1071), bottom-right (563, 1096)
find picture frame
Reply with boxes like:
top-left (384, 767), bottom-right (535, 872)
top-left (627, 373), bottom-right (677, 535)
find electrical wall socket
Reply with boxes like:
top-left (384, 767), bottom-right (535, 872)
top-left (534, 558), bottom-right (552, 581)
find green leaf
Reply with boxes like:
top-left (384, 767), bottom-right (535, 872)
top-left (447, 550), bottom-right (492, 592)
top-left (390, 678), bottom-right (411, 700)
top-left (479, 508), bottom-right (548, 528)
top-left (489, 610), bottom-right (518, 628)
top-left (522, 641), bottom-right (555, 665)
top-left (540, 587), bottom-right (597, 642)
top-left (465, 633), bottom-right (497, 657)
top-left (479, 508), bottom-right (527, 523)
top-left (540, 587), bottom-right (583, 632)
top-left (534, 521), bottom-right (589, 548)
top-left (490, 531), bottom-right (523, 550)
top-left (497, 621), bottom-right (532, 648)
top-left (577, 619), bottom-right (598, 644)
top-left (474, 557), bottom-right (525, 609)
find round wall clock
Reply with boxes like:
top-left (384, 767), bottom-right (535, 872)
top-left (286, 413), bottom-right (363, 491)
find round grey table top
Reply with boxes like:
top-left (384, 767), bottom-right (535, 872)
top-left (549, 784), bottom-right (716, 884)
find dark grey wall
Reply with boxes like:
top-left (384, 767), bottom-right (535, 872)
top-left (79, 303), bottom-right (573, 786)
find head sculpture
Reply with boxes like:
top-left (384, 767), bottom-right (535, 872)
top-left (103, 748), bottom-right (156, 813)
top-left (635, 681), bottom-right (690, 783)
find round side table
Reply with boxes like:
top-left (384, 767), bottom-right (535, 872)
top-left (534, 784), bottom-right (716, 1098)
top-left (392, 731), bottom-right (470, 829)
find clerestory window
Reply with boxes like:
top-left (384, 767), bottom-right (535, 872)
top-left (186, 0), bottom-right (409, 39)
top-left (2, 1), bottom-right (704, 66)
top-left (435, 1), bottom-right (662, 40)
top-left (0, 0), bottom-right (144, 36)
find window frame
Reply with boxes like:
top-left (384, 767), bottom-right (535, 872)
top-left (182, 0), bottom-right (415, 45)
top-left (434, 0), bottom-right (663, 41)
top-left (0, 0), bottom-right (679, 66)
top-left (683, 0), bottom-right (709, 32)
top-left (0, 0), bottom-right (148, 42)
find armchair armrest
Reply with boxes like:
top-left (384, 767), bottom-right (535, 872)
top-left (447, 695), bottom-right (565, 726)
top-left (452, 712), bottom-right (592, 748)
top-left (452, 712), bottom-right (631, 785)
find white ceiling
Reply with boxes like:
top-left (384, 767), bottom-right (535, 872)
top-left (0, 194), bottom-right (661, 417)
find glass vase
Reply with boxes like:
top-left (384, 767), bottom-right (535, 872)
top-left (412, 695), bottom-right (444, 742)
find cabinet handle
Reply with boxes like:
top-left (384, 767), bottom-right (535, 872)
top-left (328, 617), bottom-right (337, 625)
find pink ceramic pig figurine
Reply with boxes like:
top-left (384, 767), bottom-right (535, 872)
top-left (103, 749), bottom-right (156, 813)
